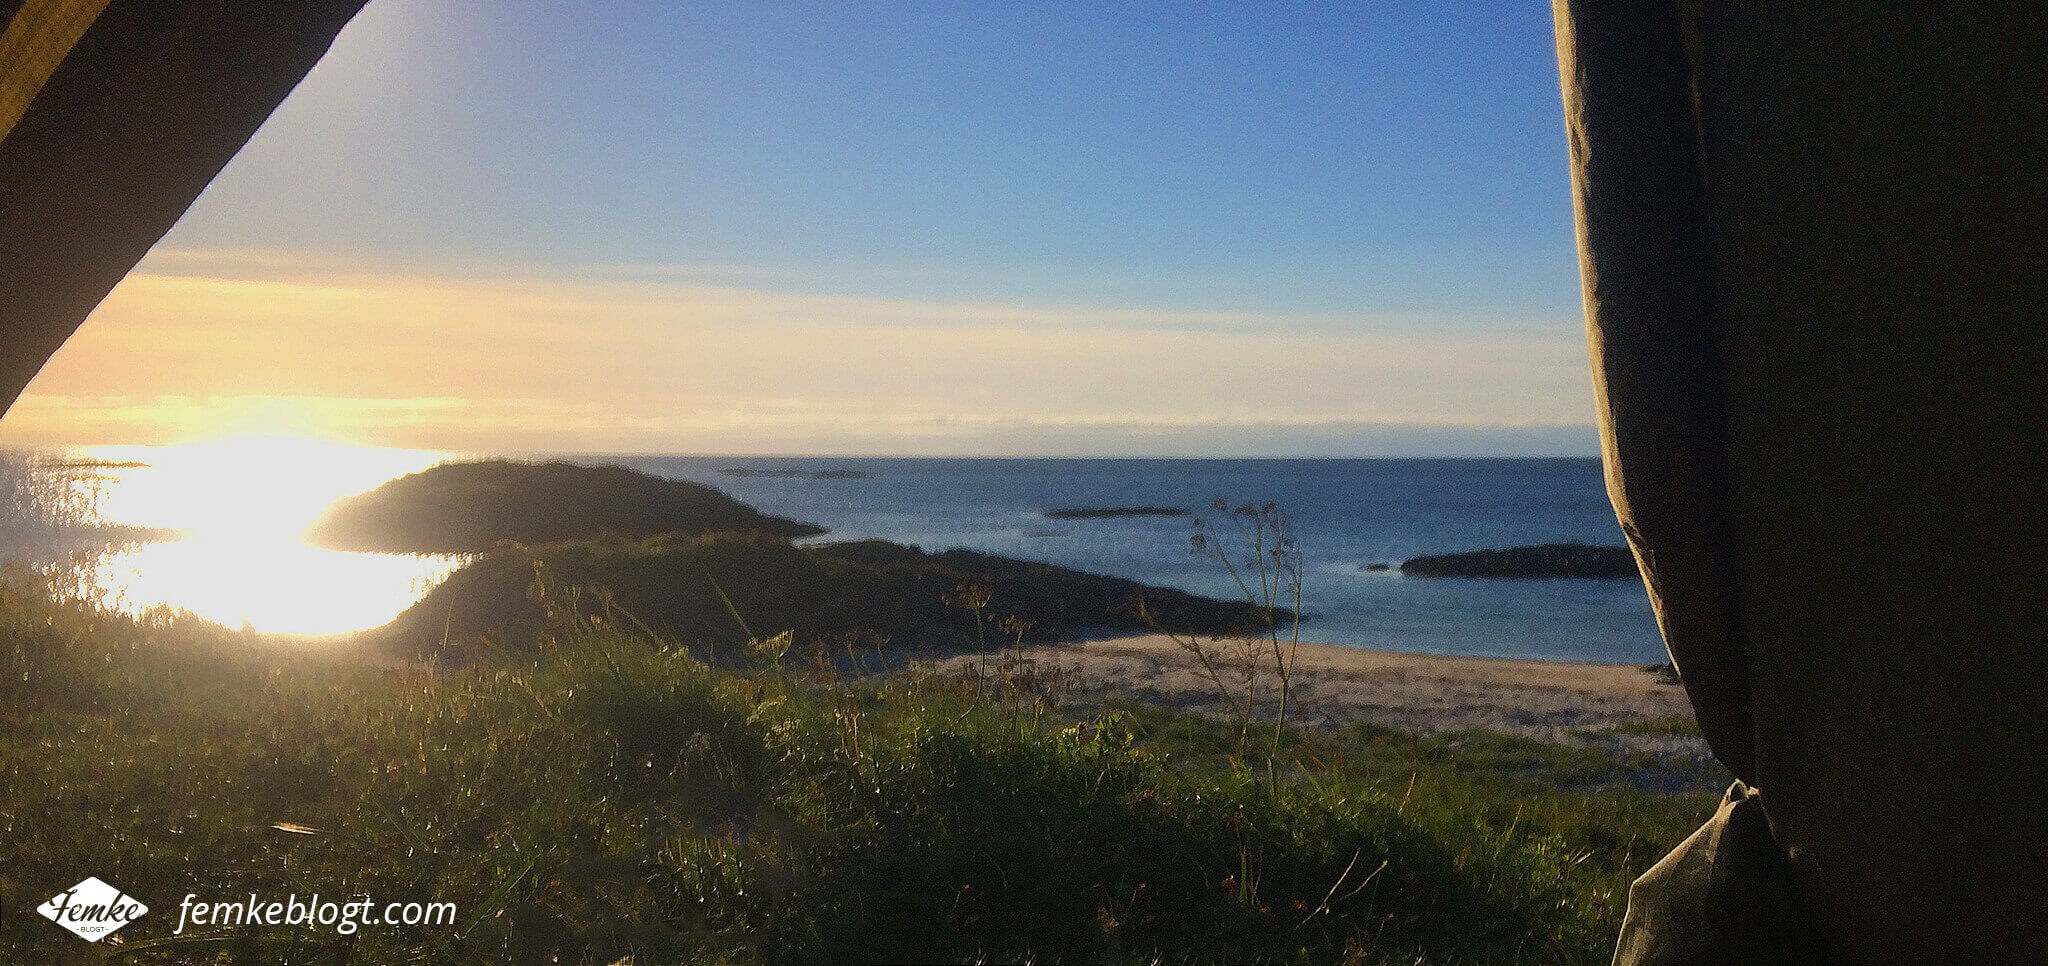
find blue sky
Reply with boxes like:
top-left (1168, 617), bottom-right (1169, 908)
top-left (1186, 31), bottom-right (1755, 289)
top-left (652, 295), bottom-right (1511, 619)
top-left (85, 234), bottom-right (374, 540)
top-left (5, 0), bottom-right (1595, 455)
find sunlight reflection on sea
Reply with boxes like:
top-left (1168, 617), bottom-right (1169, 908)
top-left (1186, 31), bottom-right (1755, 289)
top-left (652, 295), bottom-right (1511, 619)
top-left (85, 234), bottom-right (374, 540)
top-left (2, 437), bottom-right (462, 636)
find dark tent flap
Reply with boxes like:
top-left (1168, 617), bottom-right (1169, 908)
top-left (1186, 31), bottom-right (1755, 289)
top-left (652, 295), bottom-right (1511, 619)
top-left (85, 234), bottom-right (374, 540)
top-left (1557, 0), bottom-right (2048, 961)
top-left (0, 0), bottom-right (368, 413)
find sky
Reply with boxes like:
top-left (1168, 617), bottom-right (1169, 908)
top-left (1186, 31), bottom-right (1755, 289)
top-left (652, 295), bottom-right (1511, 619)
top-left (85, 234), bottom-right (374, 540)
top-left (2, 0), bottom-right (1594, 456)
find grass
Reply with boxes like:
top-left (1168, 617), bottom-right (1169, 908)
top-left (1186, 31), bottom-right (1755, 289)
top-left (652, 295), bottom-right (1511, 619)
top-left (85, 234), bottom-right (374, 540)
top-left (1, 576), bottom-right (1717, 964)
top-left (1603, 714), bottom-right (1702, 738)
top-left (1096, 703), bottom-right (1721, 899)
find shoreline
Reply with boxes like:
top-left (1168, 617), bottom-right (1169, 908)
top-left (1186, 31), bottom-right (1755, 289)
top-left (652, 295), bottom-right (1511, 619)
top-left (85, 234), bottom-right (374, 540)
top-left (928, 633), bottom-right (1708, 761)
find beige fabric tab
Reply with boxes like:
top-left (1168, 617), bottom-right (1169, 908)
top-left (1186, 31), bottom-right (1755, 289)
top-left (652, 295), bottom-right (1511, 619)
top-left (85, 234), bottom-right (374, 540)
top-left (1613, 783), bottom-right (1836, 965)
top-left (0, 0), bottom-right (113, 138)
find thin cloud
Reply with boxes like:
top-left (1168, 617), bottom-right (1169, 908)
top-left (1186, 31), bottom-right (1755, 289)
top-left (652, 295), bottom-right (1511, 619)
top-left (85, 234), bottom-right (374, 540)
top-left (4, 259), bottom-right (1598, 456)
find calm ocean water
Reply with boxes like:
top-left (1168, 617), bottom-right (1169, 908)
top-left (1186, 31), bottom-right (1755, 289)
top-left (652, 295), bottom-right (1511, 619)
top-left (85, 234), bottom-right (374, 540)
top-left (613, 456), bottom-right (1664, 664)
top-left (1, 449), bottom-right (1665, 664)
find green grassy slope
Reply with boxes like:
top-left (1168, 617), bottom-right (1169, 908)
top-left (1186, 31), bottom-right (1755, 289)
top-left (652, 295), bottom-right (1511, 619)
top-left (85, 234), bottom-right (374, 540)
top-left (2, 579), bottom-right (1716, 965)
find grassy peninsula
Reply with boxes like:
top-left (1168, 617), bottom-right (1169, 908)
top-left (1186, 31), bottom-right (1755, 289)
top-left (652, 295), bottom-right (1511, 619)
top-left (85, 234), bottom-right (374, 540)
top-left (372, 533), bottom-right (1276, 659)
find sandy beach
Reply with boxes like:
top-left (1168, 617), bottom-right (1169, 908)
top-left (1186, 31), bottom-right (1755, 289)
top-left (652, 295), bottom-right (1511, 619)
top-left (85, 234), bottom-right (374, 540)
top-left (931, 634), bottom-right (1709, 761)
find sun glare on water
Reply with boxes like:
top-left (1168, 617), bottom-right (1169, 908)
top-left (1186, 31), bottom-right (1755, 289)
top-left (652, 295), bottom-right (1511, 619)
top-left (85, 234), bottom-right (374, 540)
top-left (67, 435), bottom-right (463, 637)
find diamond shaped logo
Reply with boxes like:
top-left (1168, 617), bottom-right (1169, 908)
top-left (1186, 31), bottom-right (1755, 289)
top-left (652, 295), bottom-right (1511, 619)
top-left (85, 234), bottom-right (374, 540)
top-left (38, 877), bottom-right (148, 942)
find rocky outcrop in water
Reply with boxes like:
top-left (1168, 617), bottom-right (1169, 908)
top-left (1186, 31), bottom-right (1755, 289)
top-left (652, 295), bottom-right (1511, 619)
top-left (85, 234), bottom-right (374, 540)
top-left (1044, 507), bottom-right (1190, 519)
top-left (1400, 542), bottom-right (1638, 578)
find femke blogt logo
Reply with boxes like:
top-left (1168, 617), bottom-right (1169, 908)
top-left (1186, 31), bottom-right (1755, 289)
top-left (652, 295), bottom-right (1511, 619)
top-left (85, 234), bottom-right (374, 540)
top-left (38, 877), bottom-right (148, 941)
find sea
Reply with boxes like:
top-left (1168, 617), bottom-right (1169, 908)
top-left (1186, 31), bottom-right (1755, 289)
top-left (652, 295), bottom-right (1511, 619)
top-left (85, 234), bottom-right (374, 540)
top-left (0, 445), bottom-right (1666, 664)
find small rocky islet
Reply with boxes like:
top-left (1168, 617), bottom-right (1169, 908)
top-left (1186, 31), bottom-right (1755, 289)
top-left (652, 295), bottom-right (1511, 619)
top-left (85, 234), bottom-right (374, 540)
top-left (1043, 506), bottom-right (1190, 520)
top-left (1399, 542), bottom-right (1638, 579)
top-left (309, 459), bottom-right (825, 552)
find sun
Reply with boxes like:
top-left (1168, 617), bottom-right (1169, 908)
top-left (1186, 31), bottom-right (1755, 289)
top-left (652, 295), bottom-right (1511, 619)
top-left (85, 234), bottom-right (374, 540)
top-left (87, 434), bottom-right (447, 544)
top-left (73, 434), bottom-right (462, 636)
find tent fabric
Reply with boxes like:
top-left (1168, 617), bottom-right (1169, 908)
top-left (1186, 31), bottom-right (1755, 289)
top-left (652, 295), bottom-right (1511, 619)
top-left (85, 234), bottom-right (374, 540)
top-left (1554, 1), bottom-right (2048, 963)
top-left (0, 0), bottom-right (367, 414)
top-left (1549, 0), bottom-right (1752, 785)
top-left (1612, 783), bottom-right (1837, 966)
top-left (0, 0), bottom-right (112, 137)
